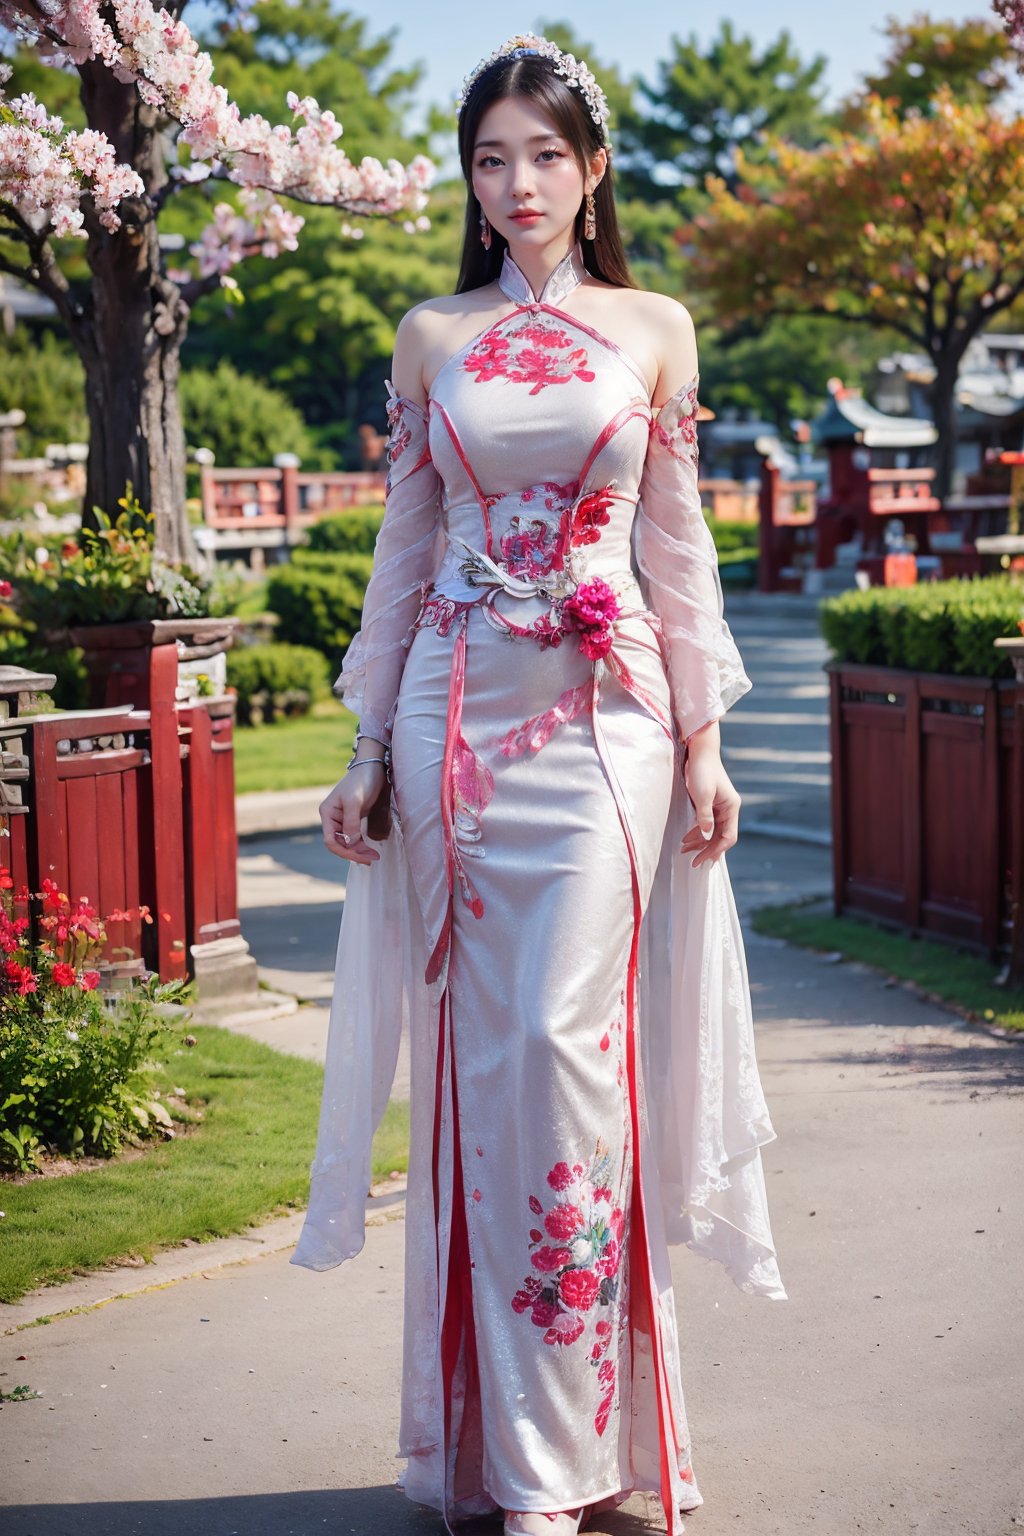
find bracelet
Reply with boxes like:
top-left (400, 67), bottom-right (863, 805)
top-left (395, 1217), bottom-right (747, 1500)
top-left (347, 756), bottom-right (386, 771)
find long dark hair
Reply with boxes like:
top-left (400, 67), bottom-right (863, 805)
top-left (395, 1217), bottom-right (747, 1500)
top-left (454, 52), bottom-right (636, 295)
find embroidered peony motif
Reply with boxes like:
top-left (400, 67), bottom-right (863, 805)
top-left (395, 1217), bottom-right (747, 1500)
top-left (562, 577), bottom-right (621, 661)
top-left (511, 1142), bottom-right (626, 1435)
top-left (500, 515), bottom-right (560, 579)
top-left (652, 378), bottom-right (699, 464)
top-left (463, 319), bottom-right (596, 395)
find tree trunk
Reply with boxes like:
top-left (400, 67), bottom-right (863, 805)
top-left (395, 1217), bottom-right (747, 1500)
top-left (72, 58), bottom-right (195, 564)
top-left (928, 354), bottom-right (962, 503)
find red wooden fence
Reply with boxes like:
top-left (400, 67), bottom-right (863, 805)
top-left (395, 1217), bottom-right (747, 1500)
top-left (1, 626), bottom-right (255, 1000)
top-left (828, 662), bottom-right (1020, 959)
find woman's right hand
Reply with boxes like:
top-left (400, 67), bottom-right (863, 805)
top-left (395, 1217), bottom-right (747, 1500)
top-left (319, 762), bottom-right (387, 865)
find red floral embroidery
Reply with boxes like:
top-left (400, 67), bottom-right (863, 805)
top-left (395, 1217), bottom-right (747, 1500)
top-left (652, 380), bottom-right (699, 463)
top-left (511, 1143), bottom-right (627, 1435)
top-left (416, 592), bottom-right (472, 638)
top-left (499, 515), bottom-right (560, 579)
top-left (496, 682), bottom-right (592, 760)
top-left (562, 577), bottom-right (621, 661)
top-left (463, 319), bottom-right (596, 395)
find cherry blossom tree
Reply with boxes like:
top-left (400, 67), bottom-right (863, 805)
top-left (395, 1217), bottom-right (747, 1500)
top-left (993, 0), bottom-right (1024, 66)
top-left (0, 0), bottom-right (434, 559)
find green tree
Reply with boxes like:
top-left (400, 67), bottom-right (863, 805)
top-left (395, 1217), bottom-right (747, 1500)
top-left (853, 12), bottom-right (1015, 116)
top-left (179, 361), bottom-right (317, 469)
top-left (617, 22), bottom-right (830, 207)
top-left (0, 330), bottom-right (87, 457)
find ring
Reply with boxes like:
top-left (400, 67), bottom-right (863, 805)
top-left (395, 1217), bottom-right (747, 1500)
top-left (341, 833), bottom-right (351, 845)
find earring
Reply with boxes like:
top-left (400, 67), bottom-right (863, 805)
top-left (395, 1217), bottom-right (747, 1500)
top-left (480, 211), bottom-right (491, 250)
top-left (584, 191), bottom-right (597, 241)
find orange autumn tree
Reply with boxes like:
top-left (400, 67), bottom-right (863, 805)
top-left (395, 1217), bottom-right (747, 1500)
top-left (689, 87), bottom-right (1024, 495)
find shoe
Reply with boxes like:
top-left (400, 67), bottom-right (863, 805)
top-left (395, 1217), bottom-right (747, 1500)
top-left (503, 1508), bottom-right (590, 1535)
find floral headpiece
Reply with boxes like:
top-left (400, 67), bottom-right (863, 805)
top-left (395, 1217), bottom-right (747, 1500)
top-left (456, 33), bottom-right (612, 148)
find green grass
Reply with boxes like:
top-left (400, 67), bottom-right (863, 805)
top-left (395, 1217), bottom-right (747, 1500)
top-left (232, 700), bottom-right (356, 794)
top-left (0, 1025), bottom-right (410, 1304)
top-left (752, 900), bottom-right (1024, 1034)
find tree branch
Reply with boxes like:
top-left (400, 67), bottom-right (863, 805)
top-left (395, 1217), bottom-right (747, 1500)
top-left (754, 300), bottom-right (925, 350)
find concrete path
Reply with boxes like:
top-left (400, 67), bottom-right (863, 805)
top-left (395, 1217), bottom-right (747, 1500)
top-left (4, 832), bottom-right (1022, 1534)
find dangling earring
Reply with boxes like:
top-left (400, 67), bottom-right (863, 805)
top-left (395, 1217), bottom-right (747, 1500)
top-left (584, 190), bottom-right (597, 241)
top-left (479, 211), bottom-right (492, 250)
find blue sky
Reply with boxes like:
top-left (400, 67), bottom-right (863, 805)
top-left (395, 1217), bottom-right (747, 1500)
top-left (365, 1), bottom-right (1015, 129)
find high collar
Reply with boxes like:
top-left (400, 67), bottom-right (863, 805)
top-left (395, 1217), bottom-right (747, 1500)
top-left (498, 240), bottom-right (588, 307)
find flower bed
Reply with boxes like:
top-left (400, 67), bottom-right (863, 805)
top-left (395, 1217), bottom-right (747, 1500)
top-left (0, 869), bottom-right (189, 1173)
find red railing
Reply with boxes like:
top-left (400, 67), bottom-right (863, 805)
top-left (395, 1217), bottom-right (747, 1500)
top-left (201, 464), bottom-right (385, 536)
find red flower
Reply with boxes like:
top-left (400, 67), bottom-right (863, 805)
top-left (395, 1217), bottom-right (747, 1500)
top-left (0, 579), bottom-right (12, 599)
top-left (543, 1315), bottom-right (585, 1347)
top-left (559, 1268), bottom-right (600, 1312)
top-left (51, 962), bottom-right (77, 987)
top-left (4, 960), bottom-right (37, 996)
top-left (531, 1245), bottom-right (572, 1274)
top-left (598, 1358), bottom-right (615, 1386)
top-left (530, 1298), bottom-right (560, 1329)
top-left (562, 577), bottom-right (621, 661)
top-left (596, 1237), bottom-right (620, 1278)
top-left (544, 1204), bottom-right (582, 1242)
top-left (0, 869), bottom-right (13, 891)
top-left (546, 1161), bottom-right (577, 1192)
top-left (80, 971), bottom-right (101, 991)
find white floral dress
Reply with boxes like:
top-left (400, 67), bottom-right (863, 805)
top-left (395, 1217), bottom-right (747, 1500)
top-left (292, 242), bottom-right (787, 1534)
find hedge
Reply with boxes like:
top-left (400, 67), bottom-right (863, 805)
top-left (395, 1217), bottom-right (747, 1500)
top-left (820, 576), bottom-right (1023, 680)
top-left (226, 642), bottom-right (332, 725)
top-left (306, 506), bottom-right (384, 556)
top-left (265, 554), bottom-right (373, 674)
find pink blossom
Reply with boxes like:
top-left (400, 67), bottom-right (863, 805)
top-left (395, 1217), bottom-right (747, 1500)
top-left (0, 6), bottom-right (435, 259)
top-left (80, 971), bottom-right (101, 990)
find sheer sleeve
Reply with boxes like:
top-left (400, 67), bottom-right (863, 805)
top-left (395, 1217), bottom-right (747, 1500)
top-left (633, 374), bottom-right (752, 745)
top-left (335, 379), bottom-right (443, 743)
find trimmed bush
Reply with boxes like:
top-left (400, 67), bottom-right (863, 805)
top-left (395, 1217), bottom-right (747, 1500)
top-left (226, 642), bottom-right (332, 725)
top-left (820, 576), bottom-right (1023, 680)
top-left (306, 506), bottom-right (385, 556)
top-left (265, 554), bottom-right (373, 673)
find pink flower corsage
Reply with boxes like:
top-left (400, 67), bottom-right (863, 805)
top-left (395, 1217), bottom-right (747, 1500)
top-left (562, 577), bottom-right (621, 660)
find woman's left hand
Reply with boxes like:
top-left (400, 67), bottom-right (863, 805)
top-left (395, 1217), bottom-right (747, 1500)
top-left (680, 722), bottom-right (741, 869)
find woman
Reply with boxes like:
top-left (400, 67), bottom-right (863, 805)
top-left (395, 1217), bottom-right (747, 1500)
top-left (291, 32), bottom-right (787, 1536)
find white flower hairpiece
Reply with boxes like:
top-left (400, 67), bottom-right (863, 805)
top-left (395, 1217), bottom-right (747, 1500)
top-left (456, 32), bottom-right (612, 148)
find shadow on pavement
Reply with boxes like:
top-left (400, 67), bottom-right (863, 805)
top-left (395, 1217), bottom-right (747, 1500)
top-left (2, 1491), bottom-right (667, 1536)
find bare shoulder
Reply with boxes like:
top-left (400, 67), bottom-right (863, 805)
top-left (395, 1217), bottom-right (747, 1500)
top-left (630, 291), bottom-right (699, 401)
top-left (393, 289), bottom-right (502, 402)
